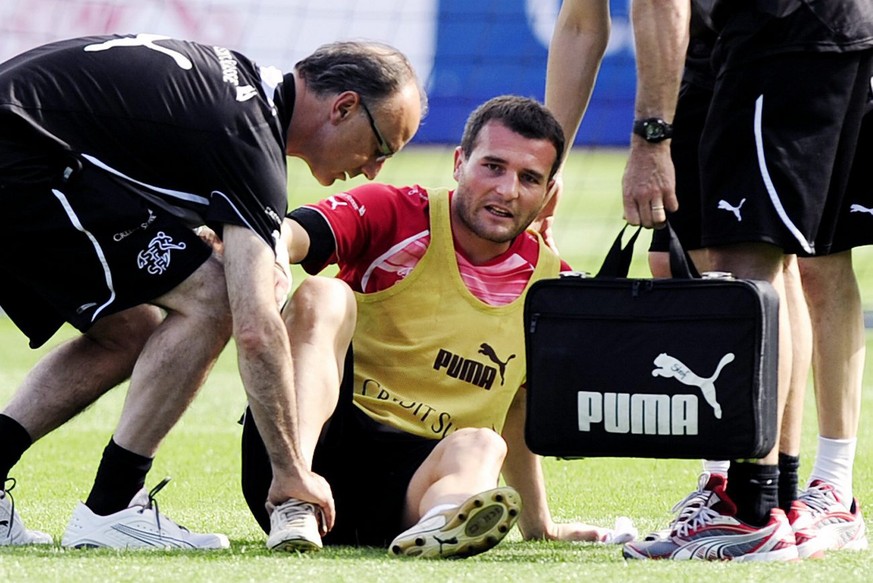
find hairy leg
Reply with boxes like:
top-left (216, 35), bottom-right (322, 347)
top-left (3, 305), bottom-right (163, 441)
top-left (112, 255), bottom-right (231, 456)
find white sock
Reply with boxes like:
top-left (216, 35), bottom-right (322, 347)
top-left (703, 460), bottom-right (730, 475)
top-left (809, 436), bottom-right (856, 506)
top-left (419, 503), bottom-right (458, 523)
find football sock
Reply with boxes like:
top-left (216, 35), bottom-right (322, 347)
top-left (85, 437), bottom-right (153, 516)
top-left (0, 414), bottom-right (32, 486)
top-left (777, 453), bottom-right (800, 511)
top-left (809, 436), bottom-right (856, 506)
top-left (726, 462), bottom-right (778, 527)
top-left (702, 460), bottom-right (730, 476)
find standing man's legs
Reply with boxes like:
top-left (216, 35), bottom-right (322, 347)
top-left (790, 251), bottom-right (868, 555)
top-left (0, 305), bottom-right (162, 546)
top-left (61, 254), bottom-right (233, 549)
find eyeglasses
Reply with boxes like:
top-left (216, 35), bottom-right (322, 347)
top-left (360, 100), bottom-right (396, 162)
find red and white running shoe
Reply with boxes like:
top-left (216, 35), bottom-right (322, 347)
top-left (624, 480), bottom-right (798, 562)
top-left (788, 480), bottom-right (868, 558)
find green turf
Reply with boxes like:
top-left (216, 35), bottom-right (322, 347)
top-left (2, 147), bottom-right (873, 581)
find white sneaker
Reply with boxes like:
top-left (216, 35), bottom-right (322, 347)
top-left (0, 480), bottom-right (53, 546)
top-left (266, 498), bottom-right (323, 552)
top-left (61, 478), bottom-right (229, 550)
top-left (389, 486), bottom-right (521, 559)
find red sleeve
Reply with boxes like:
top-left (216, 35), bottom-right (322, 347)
top-left (305, 184), bottom-right (431, 290)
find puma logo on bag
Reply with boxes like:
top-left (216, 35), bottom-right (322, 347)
top-left (717, 198), bottom-right (746, 222)
top-left (652, 353), bottom-right (734, 419)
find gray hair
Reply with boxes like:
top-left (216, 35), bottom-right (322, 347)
top-left (295, 41), bottom-right (428, 115)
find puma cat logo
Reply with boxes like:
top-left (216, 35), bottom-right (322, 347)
top-left (850, 204), bottom-right (873, 216)
top-left (327, 196), bottom-right (349, 210)
top-left (85, 34), bottom-right (193, 69)
top-left (652, 353), bottom-right (734, 419)
top-left (478, 343), bottom-right (516, 386)
top-left (718, 198), bottom-right (747, 222)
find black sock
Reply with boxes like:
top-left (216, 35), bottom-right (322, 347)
top-left (85, 438), bottom-right (153, 516)
top-left (0, 414), bottom-right (33, 486)
top-left (726, 462), bottom-right (779, 527)
top-left (778, 453), bottom-right (800, 512)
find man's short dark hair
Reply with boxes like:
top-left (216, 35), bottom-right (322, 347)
top-left (460, 96), bottom-right (565, 180)
top-left (295, 41), bottom-right (428, 115)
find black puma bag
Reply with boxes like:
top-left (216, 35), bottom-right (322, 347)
top-left (523, 224), bottom-right (779, 459)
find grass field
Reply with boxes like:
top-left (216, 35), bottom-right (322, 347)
top-left (2, 147), bottom-right (873, 581)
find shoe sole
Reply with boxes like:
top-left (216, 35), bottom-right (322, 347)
top-left (269, 537), bottom-right (322, 553)
top-left (390, 486), bottom-right (521, 559)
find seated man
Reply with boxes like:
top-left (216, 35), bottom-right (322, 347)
top-left (240, 96), bottom-right (637, 557)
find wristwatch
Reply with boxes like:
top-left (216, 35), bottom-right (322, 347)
top-left (633, 117), bottom-right (674, 143)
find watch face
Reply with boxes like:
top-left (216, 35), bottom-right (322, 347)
top-left (646, 122), bottom-right (666, 140)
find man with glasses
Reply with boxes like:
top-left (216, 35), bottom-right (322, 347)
top-left (0, 35), bottom-right (425, 550)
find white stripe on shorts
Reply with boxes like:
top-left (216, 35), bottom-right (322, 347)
top-left (754, 94), bottom-right (814, 254)
top-left (51, 188), bottom-right (117, 322)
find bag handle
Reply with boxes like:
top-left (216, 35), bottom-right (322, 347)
top-left (595, 222), bottom-right (700, 279)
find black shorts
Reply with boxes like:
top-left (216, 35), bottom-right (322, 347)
top-left (698, 48), bottom-right (873, 256)
top-left (0, 148), bottom-right (211, 347)
top-left (240, 347), bottom-right (440, 547)
top-left (649, 79), bottom-right (712, 253)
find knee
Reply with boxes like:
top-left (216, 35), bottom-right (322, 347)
top-left (444, 427), bottom-right (508, 461)
top-left (187, 256), bottom-right (233, 336)
top-left (285, 277), bottom-right (356, 336)
top-left (86, 305), bottom-right (164, 354)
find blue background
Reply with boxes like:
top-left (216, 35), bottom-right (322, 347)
top-left (418, 0), bottom-right (635, 145)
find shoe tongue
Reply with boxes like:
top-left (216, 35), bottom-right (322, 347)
top-left (129, 488), bottom-right (150, 508)
top-left (707, 482), bottom-right (737, 516)
top-left (704, 473), bottom-right (727, 491)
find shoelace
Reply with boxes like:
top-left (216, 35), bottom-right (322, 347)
top-left (139, 476), bottom-right (190, 536)
top-left (2, 477), bottom-right (18, 538)
top-left (797, 484), bottom-right (837, 515)
top-left (674, 504), bottom-right (722, 538)
top-left (667, 476), bottom-right (714, 532)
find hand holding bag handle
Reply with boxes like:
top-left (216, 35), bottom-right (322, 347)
top-left (595, 222), bottom-right (700, 279)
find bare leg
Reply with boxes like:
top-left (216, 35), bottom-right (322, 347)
top-left (780, 255), bottom-right (812, 457)
top-left (4, 305), bottom-right (163, 441)
top-left (283, 277), bottom-right (357, 466)
top-left (403, 427), bottom-right (507, 526)
top-left (798, 251), bottom-right (864, 440)
top-left (112, 255), bottom-right (231, 456)
top-left (798, 251), bottom-right (863, 502)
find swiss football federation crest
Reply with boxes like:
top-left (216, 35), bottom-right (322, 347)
top-left (137, 231), bottom-right (187, 275)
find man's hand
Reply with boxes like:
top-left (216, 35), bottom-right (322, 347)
top-left (530, 172), bottom-right (563, 254)
top-left (621, 140), bottom-right (677, 228)
top-left (268, 470), bottom-right (336, 535)
top-left (533, 516), bottom-right (638, 544)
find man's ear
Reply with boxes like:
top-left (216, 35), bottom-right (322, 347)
top-left (331, 91), bottom-right (359, 124)
top-left (452, 146), bottom-right (465, 181)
